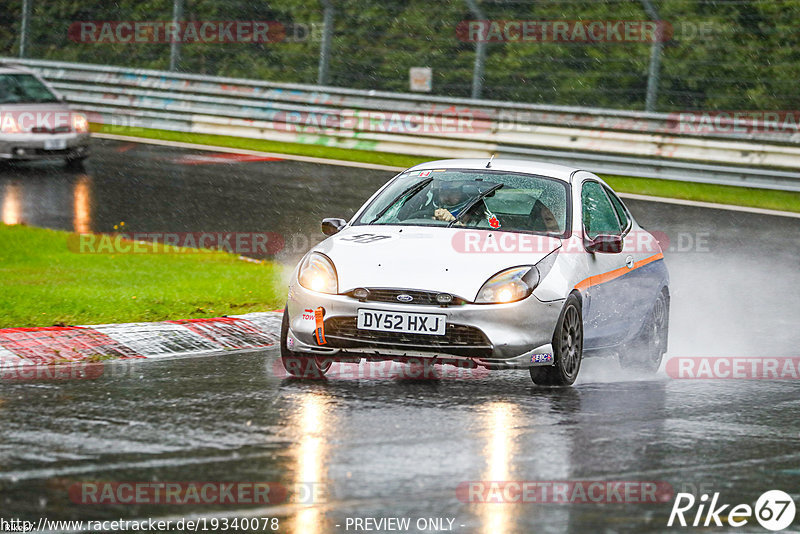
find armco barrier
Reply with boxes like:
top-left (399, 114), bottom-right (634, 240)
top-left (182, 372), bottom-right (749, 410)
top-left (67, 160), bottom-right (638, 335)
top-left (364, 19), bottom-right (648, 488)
top-left (3, 58), bottom-right (800, 191)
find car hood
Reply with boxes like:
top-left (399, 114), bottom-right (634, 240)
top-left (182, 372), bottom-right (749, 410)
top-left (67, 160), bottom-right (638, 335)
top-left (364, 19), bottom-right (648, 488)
top-left (312, 226), bottom-right (562, 301)
top-left (0, 102), bottom-right (71, 112)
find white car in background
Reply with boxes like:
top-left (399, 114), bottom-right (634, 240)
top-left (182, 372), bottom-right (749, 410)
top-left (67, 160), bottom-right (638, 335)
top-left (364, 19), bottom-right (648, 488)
top-left (282, 158), bottom-right (669, 386)
top-left (0, 63), bottom-right (90, 166)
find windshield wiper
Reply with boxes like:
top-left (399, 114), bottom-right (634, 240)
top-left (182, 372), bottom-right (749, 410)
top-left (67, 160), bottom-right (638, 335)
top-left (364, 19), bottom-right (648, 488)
top-left (368, 177), bottom-right (433, 224)
top-left (447, 183), bottom-right (504, 227)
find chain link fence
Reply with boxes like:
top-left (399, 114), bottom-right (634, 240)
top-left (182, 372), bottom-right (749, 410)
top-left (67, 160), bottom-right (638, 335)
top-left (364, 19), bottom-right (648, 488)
top-left (2, 0), bottom-right (799, 112)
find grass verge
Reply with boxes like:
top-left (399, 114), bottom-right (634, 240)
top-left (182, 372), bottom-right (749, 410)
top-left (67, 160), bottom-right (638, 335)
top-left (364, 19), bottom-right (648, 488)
top-left (91, 124), bottom-right (429, 169)
top-left (603, 175), bottom-right (800, 213)
top-left (92, 124), bottom-right (800, 214)
top-left (0, 224), bottom-right (287, 328)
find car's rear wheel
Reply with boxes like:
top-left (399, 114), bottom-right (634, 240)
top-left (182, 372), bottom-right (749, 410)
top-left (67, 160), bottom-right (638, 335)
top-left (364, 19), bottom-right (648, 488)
top-left (280, 308), bottom-right (332, 379)
top-left (530, 294), bottom-right (583, 386)
top-left (619, 289), bottom-right (668, 373)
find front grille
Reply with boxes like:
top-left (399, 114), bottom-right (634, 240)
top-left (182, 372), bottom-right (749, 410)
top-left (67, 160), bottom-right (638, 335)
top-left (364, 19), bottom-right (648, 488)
top-left (31, 126), bottom-right (71, 134)
top-left (349, 288), bottom-right (467, 306)
top-left (323, 316), bottom-right (492, 357)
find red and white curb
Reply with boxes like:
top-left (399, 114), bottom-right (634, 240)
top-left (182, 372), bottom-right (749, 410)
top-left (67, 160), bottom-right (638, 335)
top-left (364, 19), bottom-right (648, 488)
top-left (0, 312), bottom-right (283, 372)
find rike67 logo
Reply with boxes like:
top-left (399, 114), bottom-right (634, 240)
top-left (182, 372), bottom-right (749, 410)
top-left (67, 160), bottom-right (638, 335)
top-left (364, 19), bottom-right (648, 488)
top-left (668, 490), bottom-right (796, 531)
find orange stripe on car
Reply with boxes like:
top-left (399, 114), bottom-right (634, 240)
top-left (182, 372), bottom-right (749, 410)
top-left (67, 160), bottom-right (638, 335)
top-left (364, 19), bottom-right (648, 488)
top-left (574, 252), bottom-right (664, 292)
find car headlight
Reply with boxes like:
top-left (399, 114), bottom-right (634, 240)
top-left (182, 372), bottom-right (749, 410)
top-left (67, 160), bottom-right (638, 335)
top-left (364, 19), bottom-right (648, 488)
top-left (475, 266), bottom-right (539, 304)
top-left (474, 250), bottom-right (560, 304)
top-left (72, 113), bottom-right (89, 133)
top-left (1, 115), bottom-right (20, 134)
top-left (298, 252), bottom-right (338, 294)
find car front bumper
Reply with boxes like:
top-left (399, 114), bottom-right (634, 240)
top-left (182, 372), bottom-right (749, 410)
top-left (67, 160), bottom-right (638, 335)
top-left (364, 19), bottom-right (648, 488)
top-left (0, 132), bottom-right (90, 161)
top-left (286, 282), bottom-right (563, 369)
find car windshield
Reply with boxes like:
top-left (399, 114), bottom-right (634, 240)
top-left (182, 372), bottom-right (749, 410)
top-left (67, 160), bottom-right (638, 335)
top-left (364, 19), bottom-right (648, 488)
top-left (0, 74), bottom-right (59, 104)
top-left (354, 168), bottom-right (570, 236)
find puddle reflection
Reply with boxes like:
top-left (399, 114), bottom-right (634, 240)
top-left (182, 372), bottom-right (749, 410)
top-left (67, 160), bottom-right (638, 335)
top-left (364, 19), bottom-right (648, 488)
top-left (73, 175), bottom-right (92, 233)
top-left (291, 391), bottom-right (333, 534)
top-left (2, 182), bottom-right (21, 225)
top-left (0, 174), bottom-right (94, 232)
top-left (482, 402), bottom-right (518, 534)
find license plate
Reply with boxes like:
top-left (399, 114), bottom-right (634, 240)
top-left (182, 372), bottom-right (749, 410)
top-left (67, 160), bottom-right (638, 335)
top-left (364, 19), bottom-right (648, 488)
top-left (357, 309), bottom-right (446, 336)
top-left (44, 138), bottom-right (67, 150)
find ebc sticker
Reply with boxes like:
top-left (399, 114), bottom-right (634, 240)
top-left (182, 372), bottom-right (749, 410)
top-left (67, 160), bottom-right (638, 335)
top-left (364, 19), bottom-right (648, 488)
top-left (339, 234), bottom-right (392, 244)
top-left (532, 353), bottom-right (554, 364)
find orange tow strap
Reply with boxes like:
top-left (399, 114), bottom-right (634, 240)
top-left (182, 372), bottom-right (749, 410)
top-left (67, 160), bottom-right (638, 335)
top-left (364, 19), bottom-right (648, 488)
top-left (314, 307), bottom-right (327, 345)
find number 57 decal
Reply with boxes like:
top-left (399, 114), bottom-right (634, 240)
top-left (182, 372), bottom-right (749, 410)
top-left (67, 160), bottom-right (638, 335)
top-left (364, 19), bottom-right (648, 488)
top-left (340, 234), bottom-right (392, 244)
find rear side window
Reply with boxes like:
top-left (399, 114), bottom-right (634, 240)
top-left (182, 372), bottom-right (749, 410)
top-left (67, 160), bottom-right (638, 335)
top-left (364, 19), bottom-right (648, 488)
top-left (581, 181), bottom-right (622, 239)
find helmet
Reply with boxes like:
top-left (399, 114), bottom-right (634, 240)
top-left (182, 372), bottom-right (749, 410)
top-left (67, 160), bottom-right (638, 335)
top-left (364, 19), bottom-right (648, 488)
top-left (432, 181), bottom-right (468, 208)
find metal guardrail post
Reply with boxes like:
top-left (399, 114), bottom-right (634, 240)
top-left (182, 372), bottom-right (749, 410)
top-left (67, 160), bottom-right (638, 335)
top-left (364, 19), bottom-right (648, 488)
top-left (641, 0), bottom-right (662, 112)
top-left (465, 0), bottom-right (486, 100)
top-left (318, 0), bottom-right (334, 85)
top-left (169, 0), bottom-right (184, 72)
top-left (19, 0), bottom-right (33, 58)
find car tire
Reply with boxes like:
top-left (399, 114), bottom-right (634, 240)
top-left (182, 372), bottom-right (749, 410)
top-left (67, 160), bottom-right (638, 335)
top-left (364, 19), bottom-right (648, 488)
top-left (530, 293), bottom-right (583, 386)
top-left (619, 289), bottom-right (669, 373)
top-left (280, 308), bottom-right (332, 379)
top-left (65, 156), bottom-right (87, 169)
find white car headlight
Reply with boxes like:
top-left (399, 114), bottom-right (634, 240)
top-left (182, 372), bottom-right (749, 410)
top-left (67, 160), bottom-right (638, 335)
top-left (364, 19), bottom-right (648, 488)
top-left (475, 250), bottom-right (559, 304)
top-left (298, 252), bottom-right (338, 294)
top-left (475, 266), bottom-right (539, 304)
top-left (72, 113), bottom-right (89, 133)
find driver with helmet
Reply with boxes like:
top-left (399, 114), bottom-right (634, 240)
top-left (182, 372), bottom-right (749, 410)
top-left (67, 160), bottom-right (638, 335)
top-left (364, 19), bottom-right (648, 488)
top-left (432, 181), bottom-right (474, 222)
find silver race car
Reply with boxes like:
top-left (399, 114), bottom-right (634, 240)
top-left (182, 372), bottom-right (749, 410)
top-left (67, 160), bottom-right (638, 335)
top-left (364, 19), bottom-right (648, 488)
top-left (281, 158), bottom-right (669, 385)
top-left (0, 64), bottom-right (90, 166)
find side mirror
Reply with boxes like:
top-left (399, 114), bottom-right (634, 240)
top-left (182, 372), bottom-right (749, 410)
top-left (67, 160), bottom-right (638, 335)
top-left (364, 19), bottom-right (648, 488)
top-left (585, 234), bottom-right (623, 254)
top-left (321, 218), bottom-right (347, 236)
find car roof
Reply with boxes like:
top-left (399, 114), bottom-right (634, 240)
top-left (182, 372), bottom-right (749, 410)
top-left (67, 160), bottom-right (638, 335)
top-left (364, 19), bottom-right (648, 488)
top-left (406, 158), bottom-right (582, 182)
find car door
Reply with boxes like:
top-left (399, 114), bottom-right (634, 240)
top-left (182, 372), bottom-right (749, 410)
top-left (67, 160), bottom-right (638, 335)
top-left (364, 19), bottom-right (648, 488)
top-left (580, 180), bottom-right (628, 349)
top-left (602, 184), bottom-right (664, 337)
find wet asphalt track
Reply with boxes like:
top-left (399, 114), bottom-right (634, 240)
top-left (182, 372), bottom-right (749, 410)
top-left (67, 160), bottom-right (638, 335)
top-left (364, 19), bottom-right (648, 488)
top-left (0, 139), bottom-right (799, 533)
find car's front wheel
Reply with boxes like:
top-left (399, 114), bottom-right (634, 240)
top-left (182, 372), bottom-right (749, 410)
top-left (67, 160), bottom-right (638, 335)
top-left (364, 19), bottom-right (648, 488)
top-left (530, 293), bottom-right (583, 386)
top-left (65, 155), bottom-right (87, 169)
top-left (280, 309), bottom-right (332, 379)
